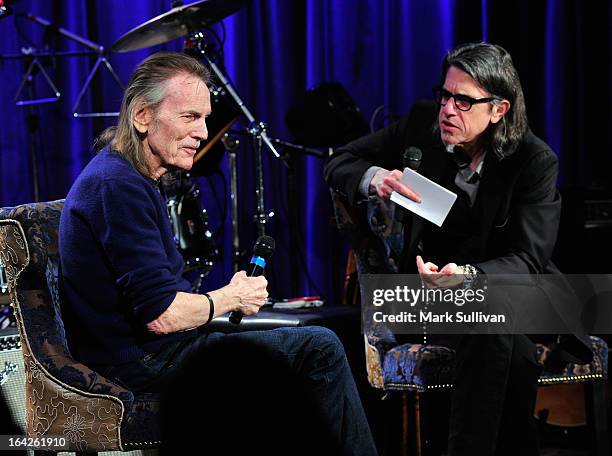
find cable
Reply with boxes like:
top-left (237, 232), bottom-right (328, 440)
top-left (369, 104), bottom-right (385, 133)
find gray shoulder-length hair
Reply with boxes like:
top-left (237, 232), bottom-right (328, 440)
top-left (95, 52), bottom-right (210, 176)
top-left (437, 42), bottom-right (529, 160)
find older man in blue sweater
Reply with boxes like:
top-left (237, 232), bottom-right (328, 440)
top-left (59, 52), bottom-right (377, 456)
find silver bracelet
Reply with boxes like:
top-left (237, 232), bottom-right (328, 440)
top-left (460, 264), bottom-right (479, 289)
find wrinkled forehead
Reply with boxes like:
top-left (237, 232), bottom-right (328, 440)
top-left (161, 73), bottom-right (211, 112)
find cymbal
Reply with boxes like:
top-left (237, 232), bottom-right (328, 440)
top-left (112, 0), bottom-right (248, 52)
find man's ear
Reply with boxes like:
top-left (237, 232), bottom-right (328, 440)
top-left (491, 100), bottom-right (511, 124)
top-left (133, 102), bottom-right (153, 134)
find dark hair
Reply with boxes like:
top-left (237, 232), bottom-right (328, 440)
top-left (94, 52), bottom-right (210, 176)
top-left (438, 42), bottom-right (528, 159)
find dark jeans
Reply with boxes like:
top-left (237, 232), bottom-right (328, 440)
top-left (99, 326), bottom-right (378, 456)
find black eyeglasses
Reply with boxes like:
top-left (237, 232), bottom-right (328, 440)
top-left (432, 87), bottom-right (498, 112)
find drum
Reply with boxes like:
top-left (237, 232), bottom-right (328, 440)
top-left (163, 172), bottom-right (218, 274)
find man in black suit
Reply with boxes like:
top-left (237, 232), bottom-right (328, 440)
top-left (325, 42), bottom-right (592, 455)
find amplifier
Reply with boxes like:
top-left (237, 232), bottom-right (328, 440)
top-left (556, 189), bottom-right (612, 273)
top-left (0, 327), bottom-right (26, 434)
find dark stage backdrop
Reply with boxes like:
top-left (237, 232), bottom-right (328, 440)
top-left (0, 0), bottom-right (610, 302)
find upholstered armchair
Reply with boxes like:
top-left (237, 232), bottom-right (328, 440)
top-left (0, 201), bottom-right (160, 454)
top-left (330, 189), bottom-right (609, 456)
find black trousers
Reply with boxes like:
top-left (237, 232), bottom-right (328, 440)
top-left (440, 334), bottom-right (542, 456)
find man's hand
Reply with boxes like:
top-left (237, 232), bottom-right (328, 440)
top-left (416, 255), bottom-right (463, 288)
top-left (370, 168), bottom-right (421, 202)
top-left (224, 271), bottom-right (269, 316)
top-left (146, 271), bottom-right (268, 335)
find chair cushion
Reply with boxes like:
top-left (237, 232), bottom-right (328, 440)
top-left (121, 393), bottom-right (162, 449)
top-left (370, 336), bottom-right (608, 391)
top-left (536, 336), bottom-right (608, 385)
top-left (381, 343), bottom-right (456, 391)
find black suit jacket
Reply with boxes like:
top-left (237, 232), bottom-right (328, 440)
top-left (325, 99), bottom-right (592, 363)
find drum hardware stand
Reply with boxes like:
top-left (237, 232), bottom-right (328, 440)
top-left (270, 138), bottom-right (327, 159)
top-left (1, 11), bottom-right (124, 200)
top-left (228, 132), bottom-right (325, 295)
top-left (221, 134), bottom-right (242, 273)
top-left (14, 56), bottom-right (47, 202)
top-left (187, 32), bottom-right (280, 159)
top-left (71, 53), bottom-right (124, 118)
top-left (7, 42), bottom-right (63, 202)
top-left (6, 47), bottom-right (62, 201)
top-left (187, 31), bottom-right (283, 237)
top-left (24, 12), bottom-right (125, 118)
top-left (13, 51), bottom-right (61, 106)
top-left (248, 120), bottom-right (276, 237)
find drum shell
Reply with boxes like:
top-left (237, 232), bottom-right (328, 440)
top-left (167, 192), bottom-right (218, 271)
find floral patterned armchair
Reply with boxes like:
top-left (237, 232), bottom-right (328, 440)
top-left (0, 201), bottom-right (160, 454)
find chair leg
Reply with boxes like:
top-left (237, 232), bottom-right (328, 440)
top-left (584, 380), bottom-right (609, 456)
top-left (401, 392), bottom-right (409, 456)
top-left (414, 392), bottom-right (423, 456)
top-left (400, 391), bottom-right (425, 456)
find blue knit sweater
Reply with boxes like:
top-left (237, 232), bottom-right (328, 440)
top-left (59, 148), bottom-right (194, 366)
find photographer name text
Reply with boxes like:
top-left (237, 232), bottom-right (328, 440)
top-left (372, 310), bottom-right (506, 323)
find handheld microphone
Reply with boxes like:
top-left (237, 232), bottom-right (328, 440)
top-left (404, 146), bottom-right (422, 171)
top-left (395, 146), bottom-right (422, 223)
top-left (229, 235), bottom-right (275, 324)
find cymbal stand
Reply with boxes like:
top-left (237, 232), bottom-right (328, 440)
top-left (186, 31), bottom-right (281, 236)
